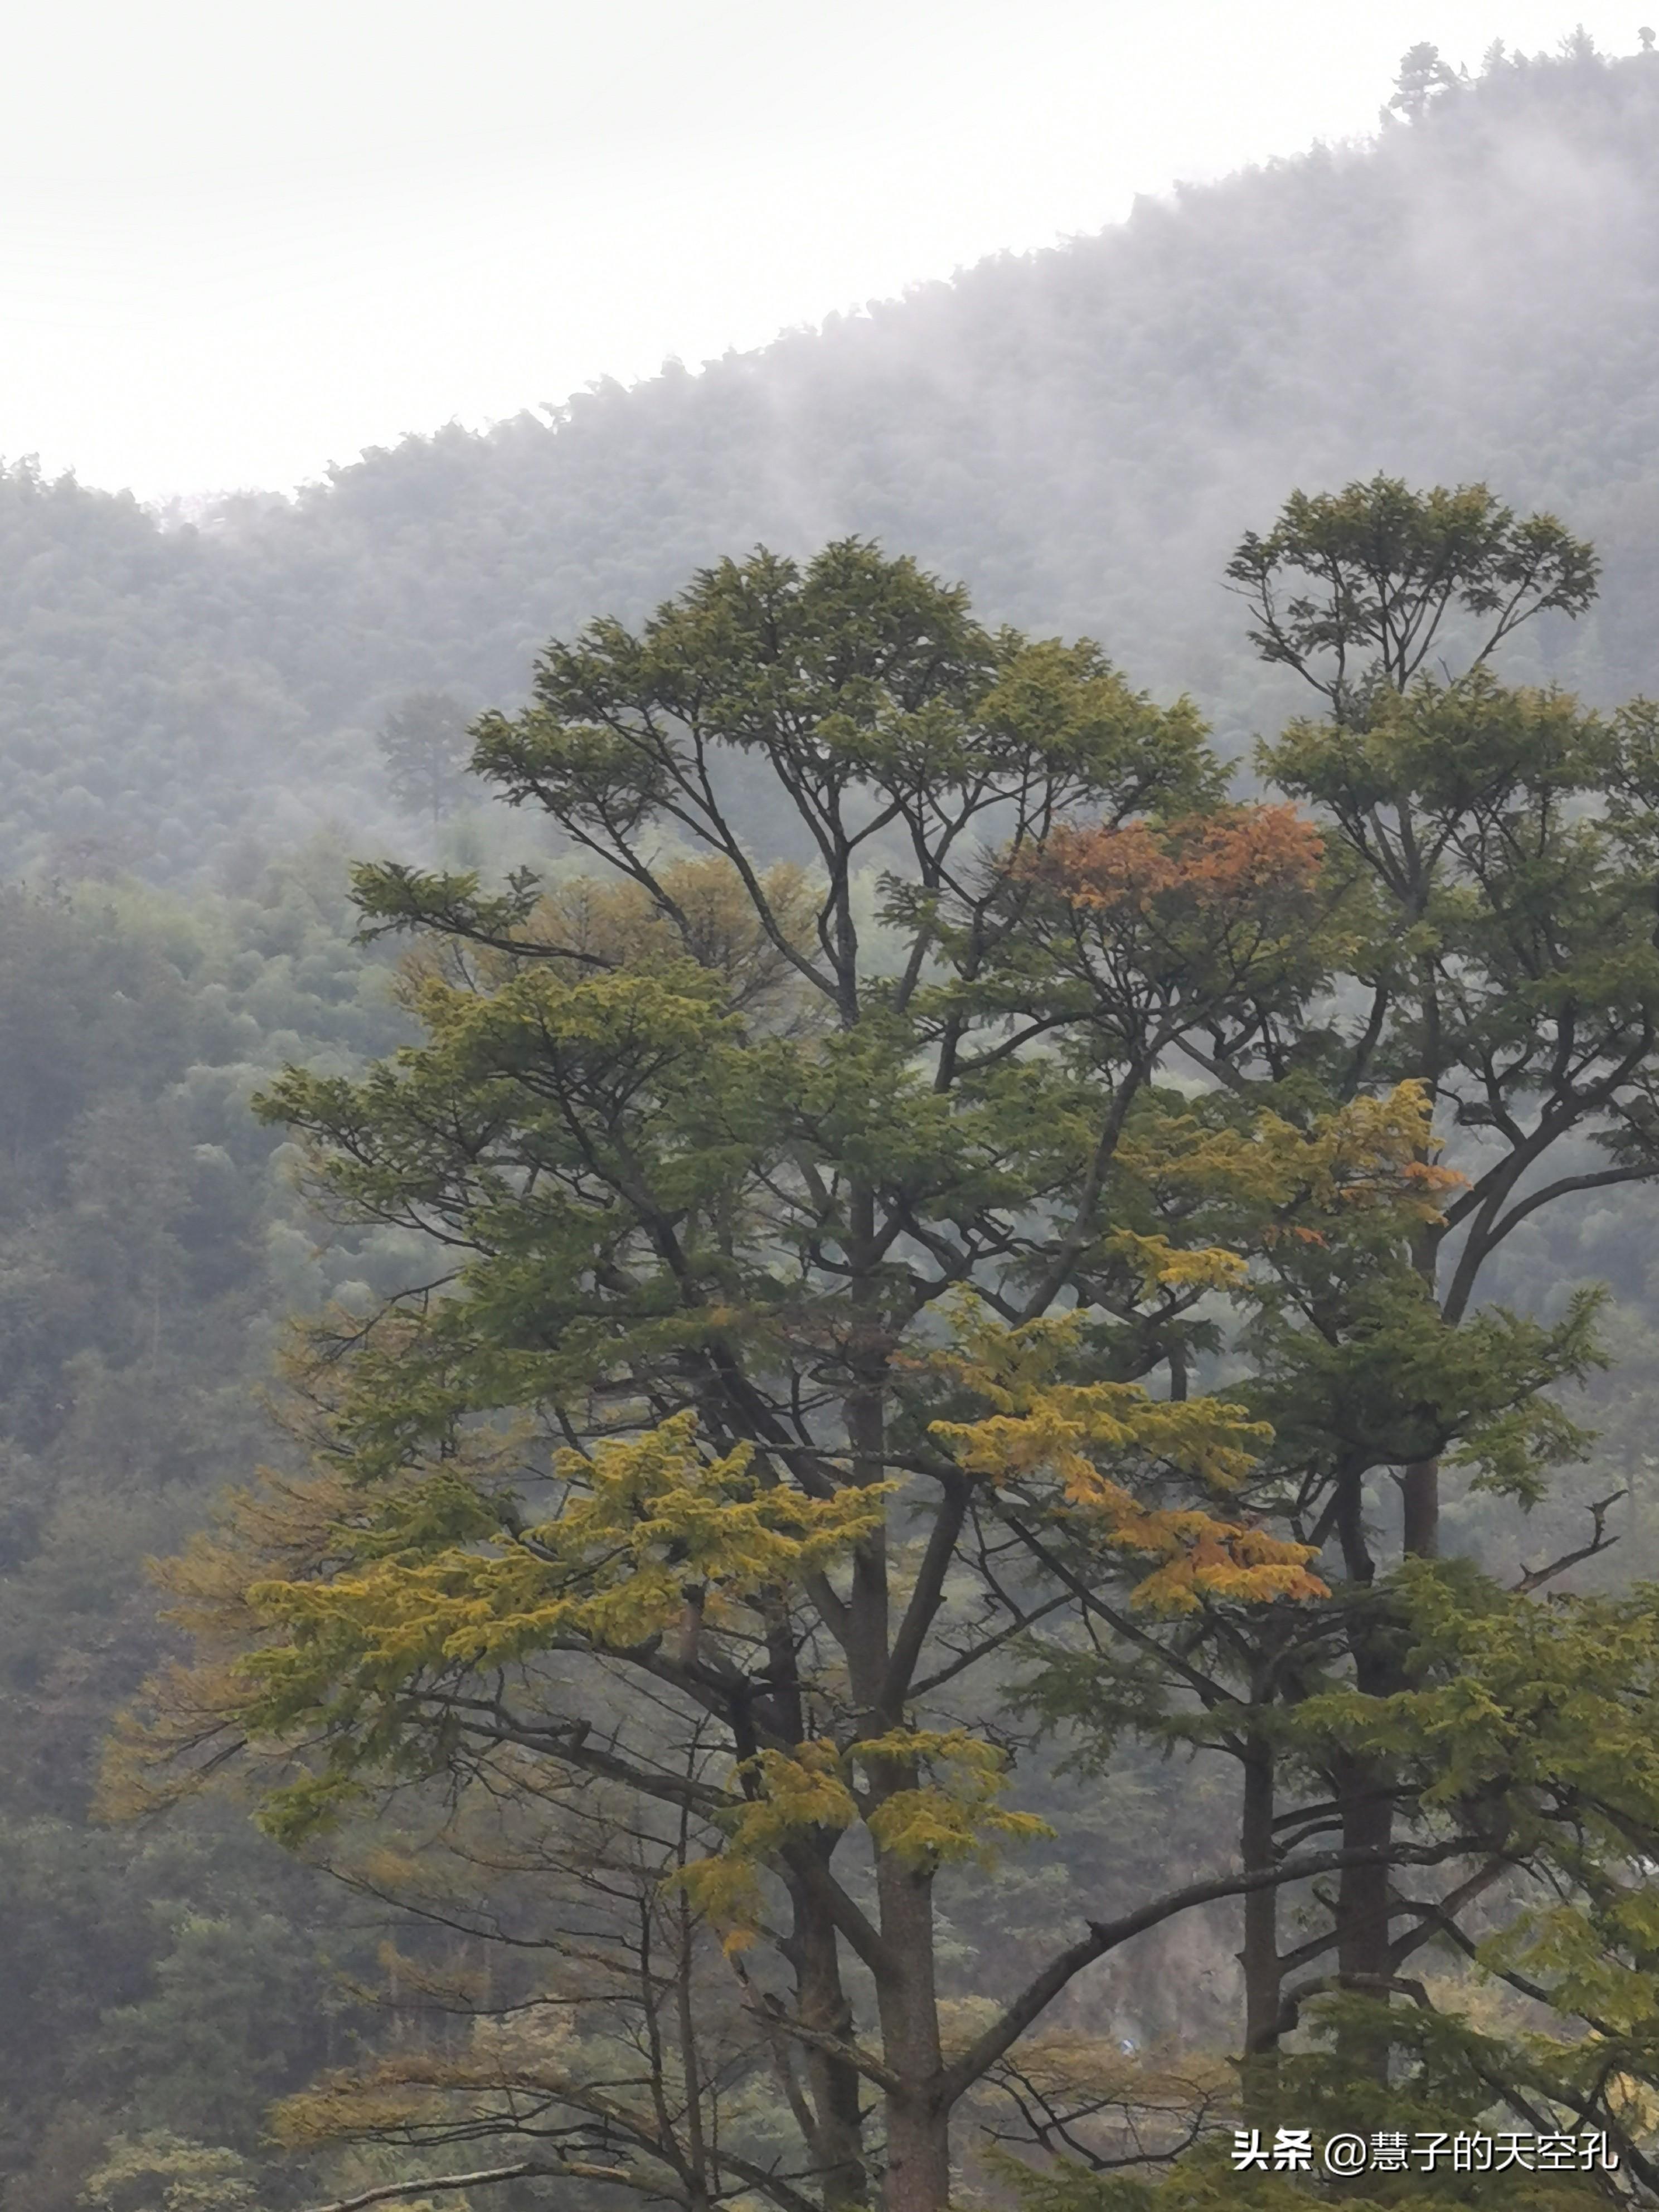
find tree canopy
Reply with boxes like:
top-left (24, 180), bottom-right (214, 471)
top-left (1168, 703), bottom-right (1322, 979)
top-left (114, 507), bottom-right (1659, 2212)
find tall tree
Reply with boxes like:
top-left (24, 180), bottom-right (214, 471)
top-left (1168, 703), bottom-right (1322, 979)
top-left (116, 544), bottom-right (1448, 2212)
top-left (1388, 42), bottom-right (1461, 123)
top-left (375, 690), bottom-right (474, 830)
top-left (115, 519), bottom-right (1659, 2210)
top-left (1027, 479), bottom-right (1659, 2149)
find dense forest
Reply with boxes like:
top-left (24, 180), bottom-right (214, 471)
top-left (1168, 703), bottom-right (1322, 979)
top-left (13, 32), bottom-right (1659, 2212)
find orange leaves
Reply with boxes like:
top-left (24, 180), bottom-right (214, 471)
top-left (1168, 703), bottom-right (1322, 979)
top-left (1129, 1523), bottom-right (1330, 1613)
top-left (1007, 801), bottom-right (1330, 1026)
top-left (1022, 803), bottom-right (1323, 917)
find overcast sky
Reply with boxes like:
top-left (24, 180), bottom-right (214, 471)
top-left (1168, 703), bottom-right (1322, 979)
top-left (4, 2), bottom-right (1648, 501)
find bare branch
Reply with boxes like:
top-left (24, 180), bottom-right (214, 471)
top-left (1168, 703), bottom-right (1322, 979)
top-left (301, 2161), bottom-right (642, 2212)
top-left (938, 1837), bottom-right (1469, 2103)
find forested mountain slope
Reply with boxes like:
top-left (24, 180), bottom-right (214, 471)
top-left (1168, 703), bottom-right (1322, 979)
top-left (7, 35), bottom-right (1659, 884)
top-left (0, 861), bottom-right (420, 2211)
top-left (11, 34), bottom-right (1659, 2212)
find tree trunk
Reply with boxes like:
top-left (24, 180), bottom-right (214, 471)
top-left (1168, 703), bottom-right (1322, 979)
top-left (1326, 1444), bottom-right (1433, 2077)
top-left (1239, 1734), bottom-right (1281, 2108)
top-left (843, 1170), bottom-right (950, 2211)
top-left (1401, 1456), bottom-right (1439, 1559)
top-left (1403, 1218), bottom-right (1442, 1559)
top-left (1334, 1751), bottom-right (1394, 1987)
top-left (1332, 1607), bottom-right (1401, 2082)
top-left (884, 2095), bottom-right (952, 2212)
top-left (875, 1856), bottom-right (950, 2212)
top-left (790, 1865), bottom-right (870, 2210)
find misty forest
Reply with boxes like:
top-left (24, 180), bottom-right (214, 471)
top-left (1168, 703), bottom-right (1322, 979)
top-left (16, 32), bottom-right (1659, 2212)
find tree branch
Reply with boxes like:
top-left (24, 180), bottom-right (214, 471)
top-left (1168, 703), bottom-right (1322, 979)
top-left (937, 1838), bottom-right (1468, 2105)
top-left (302, 2161), bottom-right (641, 2212)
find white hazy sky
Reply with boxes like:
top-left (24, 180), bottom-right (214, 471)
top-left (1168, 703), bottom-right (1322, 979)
top-left (4, 2), bottom-right (1649, 501)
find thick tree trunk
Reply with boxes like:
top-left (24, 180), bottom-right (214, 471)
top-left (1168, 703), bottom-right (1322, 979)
top-left (1239, 1736), bottom-right (1281, 2108)
top-left (875, 1856), bottom-right (950, 2212)
top-left (1333, 1749), bottom-right (1395, 2084)
top-left (790, 1867), bottom-right (870, 2210)
top-left (1328, 1454), bottom-right (1437, 2075)
top-left (1326, 1445), bottom-right (1430, 2077)
top-left (1333, 1608), bottom-right (1402, 2082)
top-left (883, 2096), bottom-right (952, 2212)
top-left (1334, 1752), bottom-right (1394, 1986)
top-left (844, 1173), bottom-right (951, 2210)
top-left (1400, 1456), bottom-right (1439, 1559)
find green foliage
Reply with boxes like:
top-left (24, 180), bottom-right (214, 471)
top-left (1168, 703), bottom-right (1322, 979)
top-left (10, 46), bottom-right (1659, 2201)
top-left (994, 472), bottom-right (1659, 2198)
top-left (1390, 43), bottom-right (1462, 124)
top-left (108, 539), bottom-right (1381, 2212)
top-left (1230, 479), bottom-right (1597, 724)
top-left (79, 2132), bottom-right (264, 2212)
top-left (376, 690), bottom-right (474, 828)
top-left (0, 867), bottom-right (415, 2208)
top-left (107, 497), bottom-right (1659, 2212)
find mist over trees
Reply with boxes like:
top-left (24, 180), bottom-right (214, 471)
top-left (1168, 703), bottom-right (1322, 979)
top-left (11, 28), bottom-right (1659, 2212)
top-left (374, 691), bottom-right (474, 828)
top-left (3, 37), bottom-right (1659, 885)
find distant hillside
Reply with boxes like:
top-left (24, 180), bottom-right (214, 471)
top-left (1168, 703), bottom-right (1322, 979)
top-left (6, 33), bottom-right (1659, 884)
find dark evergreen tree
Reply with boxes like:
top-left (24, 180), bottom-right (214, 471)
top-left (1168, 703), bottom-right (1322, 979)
top-left (374, 689), bottom-right (473, 828)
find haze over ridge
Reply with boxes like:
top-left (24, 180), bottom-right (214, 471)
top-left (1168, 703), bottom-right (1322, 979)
top-left (14, 2), bottom-right (1646, 498)
top-left (12, 37), bottom-right (1659, 2212)
top-left (5, 36), bottom-right (1658, 885)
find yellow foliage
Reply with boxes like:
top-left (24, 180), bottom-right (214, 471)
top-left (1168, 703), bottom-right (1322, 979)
top-left (245, 1413), bottom-right (891, 1676)
top-left (401, 854), bottom-right (823, 1028)
top-left (97, 1462), bottom-right (370, 1821)
top-left (104, 1412), bottom-right (889, 1828)
top-left (928, 1303), bottom-right (1324, 1612)
top-left (271, 2070), bottom-right (435, 2145)
top-left (1120, 1079), bottom-right (1463, 1224)
top-left (854, 1727), bottom-right (1056, 1869)
top-left (681, 1725), bottom-right (1054, 1948)
top-left (1103, 1228), bottom-right (1250, 1294)
top-left (529, 856), bottom-right (819, 1011)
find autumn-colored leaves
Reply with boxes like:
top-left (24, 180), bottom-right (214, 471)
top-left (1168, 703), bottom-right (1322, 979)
top-left (1021, 804), bottom-right (1323, 916)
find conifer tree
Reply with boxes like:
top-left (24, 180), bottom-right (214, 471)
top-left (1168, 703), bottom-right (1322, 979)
top-left (1013, 483), bottom-right (1659, 2194)
top-left (375, 690), bottom-right (473, 828)
top-left (1389, 43), bottom-right (1461, 123)
top-left (1230, 477), bottom-right (1659, 2033)
top-left (115, 544), bottom-right (1443, 2212)
top-left (113, 522), bottom-right (1659, 2210)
